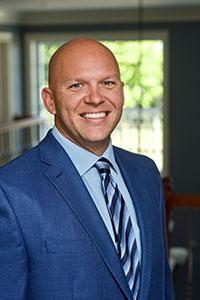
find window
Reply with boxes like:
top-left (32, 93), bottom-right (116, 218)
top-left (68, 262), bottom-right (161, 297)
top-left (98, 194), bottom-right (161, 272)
top-left (25, 32), bottom-right (168, 173)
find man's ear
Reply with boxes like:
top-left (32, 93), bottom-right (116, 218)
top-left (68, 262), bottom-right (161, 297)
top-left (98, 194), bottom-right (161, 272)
top-left (41, 87), bottom-right (56, 115)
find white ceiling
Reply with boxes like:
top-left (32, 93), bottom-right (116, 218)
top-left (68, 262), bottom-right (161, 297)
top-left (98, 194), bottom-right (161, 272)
top-left (0, 0), bottom-right (200, 12)
top-left (1, 0), bottom-right (200, 25)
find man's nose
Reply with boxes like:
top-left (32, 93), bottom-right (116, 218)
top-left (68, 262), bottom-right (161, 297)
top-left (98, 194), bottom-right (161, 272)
top-left (84, 85), bottom-right (104, 105)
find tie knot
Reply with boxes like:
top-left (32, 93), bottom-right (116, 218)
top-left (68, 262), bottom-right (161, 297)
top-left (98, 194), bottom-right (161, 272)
top-left (95, 158), bottom-right (111, 176)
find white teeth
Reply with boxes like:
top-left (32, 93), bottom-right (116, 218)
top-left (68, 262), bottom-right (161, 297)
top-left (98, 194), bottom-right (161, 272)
top-left (82, 112), bottom-right (107, 119)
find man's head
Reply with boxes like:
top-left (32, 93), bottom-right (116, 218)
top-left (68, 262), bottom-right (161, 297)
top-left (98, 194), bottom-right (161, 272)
top-left (42, 37), bottom-right (124, 155)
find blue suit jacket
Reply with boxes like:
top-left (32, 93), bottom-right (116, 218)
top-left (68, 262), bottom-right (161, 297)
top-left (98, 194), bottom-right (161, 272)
top-left (0, 131), bottom-right (173, 299)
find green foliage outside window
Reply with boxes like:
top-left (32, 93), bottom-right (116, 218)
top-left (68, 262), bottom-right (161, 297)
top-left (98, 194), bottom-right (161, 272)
top-left (102, 40), bottom-right (163, 109)
top-left (39, 39), bottom-right (163, 110)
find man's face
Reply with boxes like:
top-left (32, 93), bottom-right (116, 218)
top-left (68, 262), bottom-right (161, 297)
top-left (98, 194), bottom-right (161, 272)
top-left (42, 40), bottom-right (124, 155)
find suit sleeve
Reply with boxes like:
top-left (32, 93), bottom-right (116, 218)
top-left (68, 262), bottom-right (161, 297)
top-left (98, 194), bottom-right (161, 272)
top-left (0, 185), bottom-right (28, 299)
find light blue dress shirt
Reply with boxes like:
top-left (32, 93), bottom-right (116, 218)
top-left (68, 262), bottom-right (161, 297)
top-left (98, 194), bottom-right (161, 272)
top-left (52, 126), bottom-right (141, 259)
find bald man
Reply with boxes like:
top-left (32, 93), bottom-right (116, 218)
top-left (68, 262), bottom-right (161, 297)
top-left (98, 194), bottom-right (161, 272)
top-left (0, 38), bottom-right (173, 300)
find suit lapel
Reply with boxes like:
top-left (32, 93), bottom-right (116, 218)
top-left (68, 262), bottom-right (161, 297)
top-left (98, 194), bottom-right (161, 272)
top-left (39, 132), bottom-right (133, 300)
top-left (114, 149), bottom-right (153, 300)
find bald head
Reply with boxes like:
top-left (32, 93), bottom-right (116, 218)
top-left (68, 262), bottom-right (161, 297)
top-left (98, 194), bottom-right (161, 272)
top-left (42, 36), bottom-right (124, 155)
top-left (48, 37), bottom-right (120, 89)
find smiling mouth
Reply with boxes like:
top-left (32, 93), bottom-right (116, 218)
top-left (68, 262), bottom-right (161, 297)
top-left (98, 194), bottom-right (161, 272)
top-left (80, 112), bottom-right (109, 119)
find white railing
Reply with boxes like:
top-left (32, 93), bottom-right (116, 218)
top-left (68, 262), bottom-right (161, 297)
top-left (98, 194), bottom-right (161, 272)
top-left (112, 106), bottom-right (163, 171)
top-left (0, 116), bottom-right (44, 166)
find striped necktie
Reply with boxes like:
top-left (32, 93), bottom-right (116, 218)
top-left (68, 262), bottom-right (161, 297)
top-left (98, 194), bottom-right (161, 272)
top-left (95, 158), bottom-right (140, 299)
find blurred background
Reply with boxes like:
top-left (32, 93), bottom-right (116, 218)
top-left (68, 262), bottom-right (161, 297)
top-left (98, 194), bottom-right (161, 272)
top-left (0, 0), bottom-right (200, 298)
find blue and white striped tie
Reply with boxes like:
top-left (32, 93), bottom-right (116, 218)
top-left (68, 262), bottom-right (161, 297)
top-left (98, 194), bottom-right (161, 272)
top-left (95, 158), bottom-right (140, 299)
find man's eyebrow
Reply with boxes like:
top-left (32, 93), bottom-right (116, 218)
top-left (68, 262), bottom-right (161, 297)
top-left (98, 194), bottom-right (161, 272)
top-left (63, 78), bottom-right (83, 83)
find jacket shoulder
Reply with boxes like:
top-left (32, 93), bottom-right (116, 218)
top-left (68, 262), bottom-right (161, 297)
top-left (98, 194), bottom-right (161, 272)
top-left (0, 145), bottom-right (39, 181)
top-left (0, 130), bottom-right (57, 178)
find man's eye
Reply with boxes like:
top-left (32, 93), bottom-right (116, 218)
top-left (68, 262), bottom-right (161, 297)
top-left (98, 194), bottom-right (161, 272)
top-left (103, 80), bottom-right (115, 87)
top-left (69, 83), bottom-right (82, 89)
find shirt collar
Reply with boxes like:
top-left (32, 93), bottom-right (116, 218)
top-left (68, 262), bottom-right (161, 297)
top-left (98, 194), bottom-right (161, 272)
top-left (52, 126), bottom-right (118, 176)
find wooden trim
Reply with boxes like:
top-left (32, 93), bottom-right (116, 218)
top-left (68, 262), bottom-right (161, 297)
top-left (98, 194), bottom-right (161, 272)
top-left (172, 195), bottom-right (200, 208)
top-left (163, 176), bottom-right (200, 208)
